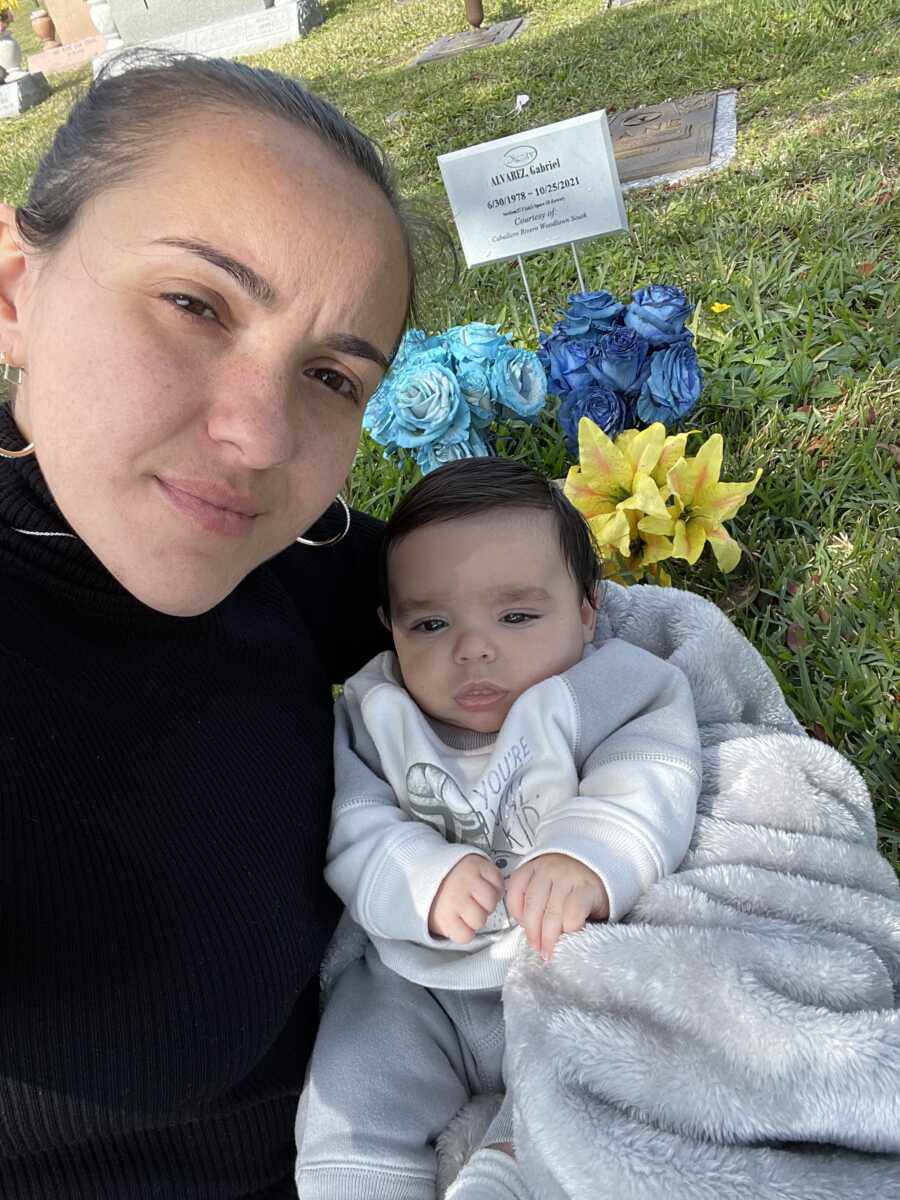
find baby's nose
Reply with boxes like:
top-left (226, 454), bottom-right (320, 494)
top-left (453, 632), bottom-right (496, 662)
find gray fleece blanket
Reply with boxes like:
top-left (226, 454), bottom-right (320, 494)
top-left (499, 583), bottom-right (900, 1198)
top-left (324, 583), bottom-right (900, 1198)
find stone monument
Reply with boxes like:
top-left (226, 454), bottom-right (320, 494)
top-left (29, 0), bottom-right (106, 76)
top-left (44, 0), bottom-right (96, 43)
top-left (1, 20), bottom-right (50, 117)
top-left (90, 0), bottom-right (322, 72)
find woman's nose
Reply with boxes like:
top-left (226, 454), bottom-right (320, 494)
top-left (205, 356), bottom-right (296, 469)
top-left (453, 630), bottom-right (496, 663)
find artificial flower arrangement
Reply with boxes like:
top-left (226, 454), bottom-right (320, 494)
top-left (539, 284), bottom-right (703, 456)
top-left (564, 418), bottom-right (762, 584)
top-left (363, 323), bottom-right (546, 475)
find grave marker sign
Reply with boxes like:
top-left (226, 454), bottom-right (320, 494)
top-left (438, 110), bottom-right (627, 269)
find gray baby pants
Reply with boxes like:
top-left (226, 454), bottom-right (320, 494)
top-left (294, 944), bottom-right (517, 1200)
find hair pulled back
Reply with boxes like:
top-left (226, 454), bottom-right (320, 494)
top-left (15, 52), bottom-right (450, 328)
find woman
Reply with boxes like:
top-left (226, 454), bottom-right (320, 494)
top-left (0, 54), bottom-right (427, 1198)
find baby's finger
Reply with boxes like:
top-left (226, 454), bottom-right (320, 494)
top-left (457, 895), bottom-right (492, 934)
top-left (443, 914), bottom-right (477, 944)
top-left (540, 887), bottom-right (565, 962)
top-left (522, 874), bottom-right (552, 952)
top-left (470, 876), bottom-right (503, 914)
top-left (561, 888), bottom-right (593, 934)
top-left (505, 863), bottom-right (533, 923)
top-left (479, 860), bottom-right (505, 889)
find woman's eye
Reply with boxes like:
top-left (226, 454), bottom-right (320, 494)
top-left (501, 612), bottom-right (539, 625)
top-left (165, 293), bottom-right (218, 322)
top-left (411, 618), bottom-right (446, 634)
top-left (306, 367), bottom-right (361, 404)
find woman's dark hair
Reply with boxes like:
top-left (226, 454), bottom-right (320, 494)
top-left (378, 457), bottom-right (602, 619)
top-left (15, 51), bottom-right (453, 331)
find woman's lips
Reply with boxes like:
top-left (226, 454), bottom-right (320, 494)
top-left (454, 682), bottom-right (509, 711)
top-left (155, 477), bottom-right (260, 538)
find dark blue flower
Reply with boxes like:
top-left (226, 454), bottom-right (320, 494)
top-left (490, 346), bottom-right (547, 422)
top-left (562, 290), bottom-right (626, 336)
top-left (559, 384), bottom-right (628, 458)
top-left (624, 284), bottom-right (694, 347)
top-left (539, 333), bottom-right (598, 396)
top-left (416, 426), bottom-right (492, 475)
top-left (588, 328), bottom-right (651, 397)
top-left (636, 341), bottom-right (703, 426)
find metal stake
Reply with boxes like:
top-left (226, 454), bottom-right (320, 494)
top-left (517, 255), bottom-right (540, 340)
top-left (571, 242), bottom-right (587, 294)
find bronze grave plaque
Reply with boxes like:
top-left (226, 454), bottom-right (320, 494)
top-left (413, 18), bottom-right (525, 66)
top-left (609, 92), bottom-right (718, 183)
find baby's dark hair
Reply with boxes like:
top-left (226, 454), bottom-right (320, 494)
top-left (378, 458), bottom-right (602, 619)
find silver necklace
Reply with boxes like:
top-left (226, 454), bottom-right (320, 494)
top-left (11, 527), bottom-right (77, 539)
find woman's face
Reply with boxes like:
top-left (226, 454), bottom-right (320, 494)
top-left (2, 112), bottom-right (409, 615)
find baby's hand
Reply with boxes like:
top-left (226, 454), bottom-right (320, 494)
top-left (428, 854), bottom-right (505, 943)
top-left (506, 853), bottom-right (609, 961)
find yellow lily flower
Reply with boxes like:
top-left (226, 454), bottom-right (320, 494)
top-left (666, 434), bottom-right (762, 572)
top-left (565, 420), bottom-right (760, 583)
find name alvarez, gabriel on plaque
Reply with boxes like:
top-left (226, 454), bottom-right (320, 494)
top-left (438, 111), bottom-right (628, 268)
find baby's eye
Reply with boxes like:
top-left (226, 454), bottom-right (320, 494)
top-left (411, 618), bottom-right (447, 634)
top-left (166, 293), bottom-right (218, 322)
top-left (501, 612), bottom-right (539, 625)
top-left (306, 367), bottom-right (361, 404)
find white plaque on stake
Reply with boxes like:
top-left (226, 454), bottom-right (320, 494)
top-left (438, 111), bottom-right (627, 268)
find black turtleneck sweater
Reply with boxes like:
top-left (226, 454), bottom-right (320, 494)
top-left (0, 406), bottom-right (389, 1198)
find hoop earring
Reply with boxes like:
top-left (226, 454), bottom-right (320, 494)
top-left (0, 354), bottom-right (35, 460)
top-left (295, 494), bottom-right (351, 548)
top-left (0, 352), bottom-right (24, 387)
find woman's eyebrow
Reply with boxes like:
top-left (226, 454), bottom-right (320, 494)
top-left (152, 236), bottom-right (276, 306)
top-left (151, 238), bottom-right (390, 370)
top-left (319, 334), bottom-right (390, 373)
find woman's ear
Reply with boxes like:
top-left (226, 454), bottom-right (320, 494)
top-left (0, 205), bottom-right (31, 368)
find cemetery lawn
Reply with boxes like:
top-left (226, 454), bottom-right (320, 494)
top-left (1, 0), bottom-right (897, 858)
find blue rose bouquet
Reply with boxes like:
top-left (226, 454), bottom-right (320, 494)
top-left (363, 323), bottom-right (547, 475)
top-left (538, 285), bottom-right (702, 459)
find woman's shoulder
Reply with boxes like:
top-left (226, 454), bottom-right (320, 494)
top-left (266, 506), bottom-right (390, 683)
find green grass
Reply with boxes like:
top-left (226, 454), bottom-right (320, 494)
top-left (0, 0), bottom-right (897, 859)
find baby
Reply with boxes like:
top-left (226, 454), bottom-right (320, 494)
top-left (296, 457), bottom-right (702, 1200)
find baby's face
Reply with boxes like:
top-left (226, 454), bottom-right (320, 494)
top-left (387, 508), bottom-right (596, 734)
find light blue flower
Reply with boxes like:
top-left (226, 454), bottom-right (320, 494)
top-left (458, 364), bottom-right (495, 429)
top-left (389, 362), bottom-right (470, 449)
top-left (416, 426), bottom-right (493, 476)
top-left (490, 346), bottom-right (547, 422)
top-left (636, 340), bottom-right (703, 426)
top-left (362, 383), bottom-right (401, 455)
top-left (445, 322), bottom-right (510, 365)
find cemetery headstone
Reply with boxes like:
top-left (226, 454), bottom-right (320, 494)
top-left (44, 0), bottom-right (96, 43)
top-left (612, 90), bottom-right (737, 191)
top-left (28, 33), bottom-right (106, 75)
top-left (609, 93), bottom-right (719, 183)
top-left (0, 70), bottom-right (50, 117)
top-left (413, 16), bottom-right (525, 65)
top-left (92, 0), bottom-right (321, 72)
